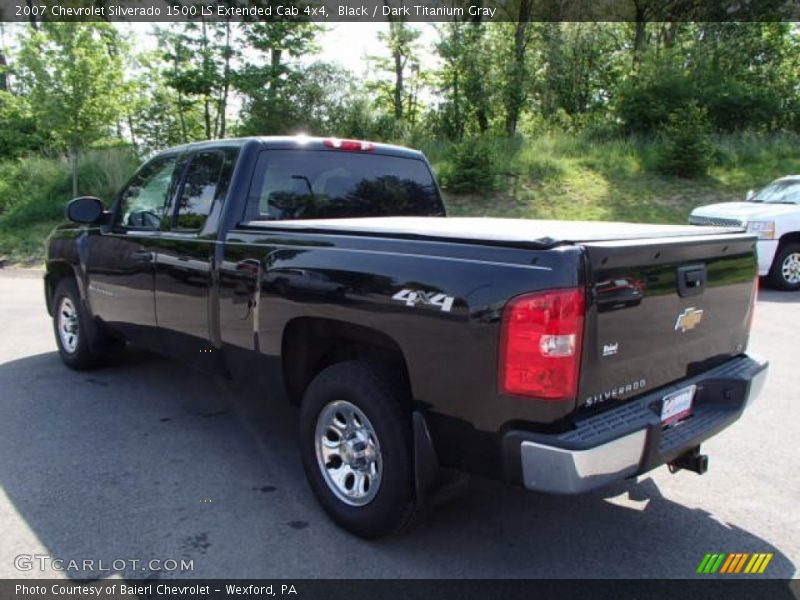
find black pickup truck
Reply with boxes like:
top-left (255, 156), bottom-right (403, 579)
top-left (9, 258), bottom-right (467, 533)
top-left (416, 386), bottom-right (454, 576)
top-left (45, 136), bottom-right (768, 538)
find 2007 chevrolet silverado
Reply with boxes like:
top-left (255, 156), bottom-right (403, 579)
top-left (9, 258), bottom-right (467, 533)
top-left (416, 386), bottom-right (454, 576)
top-left (45, 136), bottom-right (768, 538)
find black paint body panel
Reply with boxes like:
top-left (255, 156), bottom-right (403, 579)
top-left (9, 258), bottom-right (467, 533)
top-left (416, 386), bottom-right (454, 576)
top-left (44, 136), bottom-right (760, 482)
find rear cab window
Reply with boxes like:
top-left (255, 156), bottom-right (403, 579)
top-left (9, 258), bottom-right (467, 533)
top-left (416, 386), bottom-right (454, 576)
top-left (245, 150), bottom-right (444, 221)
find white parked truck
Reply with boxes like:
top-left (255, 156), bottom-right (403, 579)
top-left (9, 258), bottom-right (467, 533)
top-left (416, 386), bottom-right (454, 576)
top-left (690, 176), bottom-right (800, 290)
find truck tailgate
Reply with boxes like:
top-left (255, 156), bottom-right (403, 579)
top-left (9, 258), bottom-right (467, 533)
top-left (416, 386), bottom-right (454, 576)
top-left (578, 233), bottom-right (758, 410)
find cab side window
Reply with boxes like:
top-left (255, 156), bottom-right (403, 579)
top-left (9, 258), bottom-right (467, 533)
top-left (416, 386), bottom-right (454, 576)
top-left (117, 155), bottom-right (178, 231)
top-left (173, 150), bottom-right (235, 231)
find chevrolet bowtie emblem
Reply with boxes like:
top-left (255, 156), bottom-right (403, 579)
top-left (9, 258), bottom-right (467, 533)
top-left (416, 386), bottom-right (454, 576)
top-left (675, 307), bottom-right (704, 332)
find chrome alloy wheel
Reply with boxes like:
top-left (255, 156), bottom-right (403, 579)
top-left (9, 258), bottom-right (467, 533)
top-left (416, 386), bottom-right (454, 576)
top-left (315, 400), bottom-right (382, 506)
top-left (57, 297), bottom-right (80, 354)
top-left (781, 252), bottom-right (800, 285)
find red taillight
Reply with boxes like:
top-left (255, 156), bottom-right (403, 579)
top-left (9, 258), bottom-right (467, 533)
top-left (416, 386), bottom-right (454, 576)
top-left (323, 138), bottom-right (375, 151)
top-left (499, 288), bottom-right (585, 400)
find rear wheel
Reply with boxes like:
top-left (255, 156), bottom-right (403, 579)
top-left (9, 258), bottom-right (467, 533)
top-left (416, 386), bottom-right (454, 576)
top-left (768, 244), bottom-right (800, 291)
top-left (299, 360), bottom-right (415, 538)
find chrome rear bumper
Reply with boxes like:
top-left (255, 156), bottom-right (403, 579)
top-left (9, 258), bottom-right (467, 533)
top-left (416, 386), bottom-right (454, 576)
top-left (507, 355), bottom-right (768, 494)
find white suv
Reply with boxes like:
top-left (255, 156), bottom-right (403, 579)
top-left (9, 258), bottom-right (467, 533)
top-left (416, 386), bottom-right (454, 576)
top-left (690, 176), bottom-right (800, 290)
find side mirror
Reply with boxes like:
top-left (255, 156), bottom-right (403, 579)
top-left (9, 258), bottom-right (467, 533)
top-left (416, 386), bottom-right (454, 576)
top-left (66, 196), bottom-right (107, 224)
top-left (745, 189), bottom-right (756, 201)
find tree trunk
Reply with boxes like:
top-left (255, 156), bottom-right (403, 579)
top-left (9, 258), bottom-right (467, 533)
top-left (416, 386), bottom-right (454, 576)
top-left (266, 46), bottom-right (282, 123)
top-left (171, 42), bottom-right (188, 143)
top-left (505, 1), bottom-right (531, 136)
top-left (662, 22), bottom-right (678, 48)
top-left (26, 0), bottom-right (39, 30)
top-left (393, 49), bottom-right (404, 120)
top-left (218, 20), bottom-right (231, 139)
top-left (468, 20), bottom-right (489, 134)
top-left (451, 24), bottom-right (463, 139)
top-left (203, 96), bottom-right (213, 140)
top-left (0, 47), bottom-right (7, 92)
top-left (126, 113), bottom-right (138, 151)
top-left (453, 69), bottom-right (462, 139)
top-left (70, 146), bottom-right (78, 197)
top-left (177, 93), bottom-right (188, 143)
top-left (271, 47), bottom-right (282, 70)
top-left (632, 1), bottom-right (647, 70)
top-left (406, 64), bottom-right (419, 125)
top-left (383, 1), bottom-right (405, 121)
top-left (201, 19), bottom-right (211, 139)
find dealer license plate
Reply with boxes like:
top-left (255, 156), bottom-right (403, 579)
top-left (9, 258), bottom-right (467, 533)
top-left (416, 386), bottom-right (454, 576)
top-left (661, 385), bottom-right (696, 426)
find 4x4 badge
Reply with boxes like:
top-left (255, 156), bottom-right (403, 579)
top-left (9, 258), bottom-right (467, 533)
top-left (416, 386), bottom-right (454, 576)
top-left (392, 289), bottom-right (455, 313)
top-left (675, 307), bottom-right (704, 332)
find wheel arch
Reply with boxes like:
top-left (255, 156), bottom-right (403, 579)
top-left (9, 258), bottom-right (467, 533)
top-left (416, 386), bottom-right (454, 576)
top-left (44, 261), bottom-right (82, 316)
top-left (280, 317), bottom-right (412, 407)
top-left (777, 231), bottom-right (800, 251)
top-left (767, 234), bottom-right (800, 290)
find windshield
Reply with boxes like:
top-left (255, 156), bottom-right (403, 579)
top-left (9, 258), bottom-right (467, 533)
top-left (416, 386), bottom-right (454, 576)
top-left (752, 180), bottom-right (800, 204)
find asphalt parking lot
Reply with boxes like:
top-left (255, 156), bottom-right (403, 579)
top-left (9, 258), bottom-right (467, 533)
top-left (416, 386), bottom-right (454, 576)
top-left (0, 268), bottom-right (797, 580)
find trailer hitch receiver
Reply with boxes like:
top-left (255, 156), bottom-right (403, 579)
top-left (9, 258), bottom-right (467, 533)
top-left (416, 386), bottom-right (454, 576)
top-left (669, 446), bottom-right (709, 475)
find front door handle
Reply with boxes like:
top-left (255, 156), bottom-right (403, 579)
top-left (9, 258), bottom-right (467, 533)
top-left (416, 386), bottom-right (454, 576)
top-left (131, 249), bottom-right (153, 263)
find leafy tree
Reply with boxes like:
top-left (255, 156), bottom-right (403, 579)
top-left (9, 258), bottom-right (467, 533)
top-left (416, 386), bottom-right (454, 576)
top-left (689, 23), bottom-right (798, 131)
top-left (0, 91), bottom-right (46, 158)
top-left (435, 20), bottom-right (493, 138)
top-left (459, 21), bottom-right (491, 134)
top-left (615, 23), bottom-right (798, 133)
top-left (123, 49), bottom-right (204, 153)
top-left (373, 19), bottom-right (421, 122)
top-left (17, 23), bottom-right (125, 194)
top-left (239, 61), bottom-right (368, 137)
top-left (160, 21), bottom-right (236, 141)
top-left (496, 0), bottom-right (533, 136)
top-left (614, 48), bottom-right (693, 133)
top-left (236, 20), bottom-right (320, 135)
top-left (539, 23), bottom-right (626, 121)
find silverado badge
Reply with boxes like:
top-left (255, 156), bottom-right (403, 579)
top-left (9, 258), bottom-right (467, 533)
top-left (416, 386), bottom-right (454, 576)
top-left (675, 307), bottom-right (704, 333)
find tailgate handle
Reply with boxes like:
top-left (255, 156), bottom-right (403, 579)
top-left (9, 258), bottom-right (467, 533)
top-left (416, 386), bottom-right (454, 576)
top-left (677, 264), bottom-right (706, 297)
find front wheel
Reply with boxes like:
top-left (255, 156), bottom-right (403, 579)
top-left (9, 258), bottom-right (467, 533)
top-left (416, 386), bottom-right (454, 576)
top-left (299, 361), bottom-right (415, 538)
top-left (768, 244), bottom-right (800, 291)
top-left (52, 279), bottom-right (117, 369)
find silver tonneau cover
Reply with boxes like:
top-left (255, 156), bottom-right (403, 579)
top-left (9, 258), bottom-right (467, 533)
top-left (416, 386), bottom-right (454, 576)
top-left (245, 216), bottom-right (743, 247)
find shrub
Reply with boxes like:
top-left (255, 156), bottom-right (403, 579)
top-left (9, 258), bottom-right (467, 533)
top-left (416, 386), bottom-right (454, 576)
top-left (439, 137), bottom-right (500, 194)
top-left (615, 62), bottom-right (695, 134)
top-left (0, 92), bottom-right (48, 160)
top-left (0, 147), bottom-right (139, 228)
top-left (655, 104), bottom-right (714, 178)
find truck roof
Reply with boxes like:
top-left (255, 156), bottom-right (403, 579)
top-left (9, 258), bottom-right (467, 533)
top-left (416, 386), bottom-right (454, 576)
top-left (246, 216), bottom-right (747, 248)
top-left (158, 136), bottom-right (424, 160)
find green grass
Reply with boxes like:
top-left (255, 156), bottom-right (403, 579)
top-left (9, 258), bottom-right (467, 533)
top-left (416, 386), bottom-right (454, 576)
top-left (2, 133), bottom-right (800, 266)
top-left (0, 147), bottom-right (139, 265)
top-left (427, 131), bottom-right (800, 224)
top-left (0, 220), bottom-right (59, 265)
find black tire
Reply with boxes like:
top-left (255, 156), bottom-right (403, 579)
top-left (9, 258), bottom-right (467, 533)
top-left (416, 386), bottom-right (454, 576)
top-left (275, 280), bottom-right (289, 296)
top-left (768, 244), bottom-right (800, 291)
top-left (299, 360), bottom-right (415, 539)
top-left (52, 279), bottom-right (114, 370)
